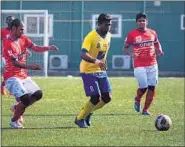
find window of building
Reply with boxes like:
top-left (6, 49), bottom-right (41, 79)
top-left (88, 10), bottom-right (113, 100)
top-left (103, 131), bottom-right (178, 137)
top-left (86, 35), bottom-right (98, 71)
top-left (92, 14), bottom-right (122, 38)
top-left (24, 14), bottom-right (53, 37)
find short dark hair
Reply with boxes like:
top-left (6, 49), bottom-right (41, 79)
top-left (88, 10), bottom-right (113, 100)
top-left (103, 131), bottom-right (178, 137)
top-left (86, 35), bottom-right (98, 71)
top-left (98, 13), bottom-right (112, 24)
top-left (136, 13), bottom-right (147, 22)
top-left (11, 18), bottom-right (23, 29)
top-left (6, 16), bottom-right (15, 24)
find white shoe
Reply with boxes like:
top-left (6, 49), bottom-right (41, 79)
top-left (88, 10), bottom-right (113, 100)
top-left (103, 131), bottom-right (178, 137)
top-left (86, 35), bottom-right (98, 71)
top-left (10, 121), bottom-right (24, 129)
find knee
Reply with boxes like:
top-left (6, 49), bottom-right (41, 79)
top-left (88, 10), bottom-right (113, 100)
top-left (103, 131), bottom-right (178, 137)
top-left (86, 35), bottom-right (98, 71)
top-left (20, 94), bottom-right (31, 107)
top-left (32, 90), bottom-right (43, 101)
top-left (148, 85), bottom-right (155, 91)
top-left (140, 88), bottom-right (147, 93)
top-left (101, 92), bottom-right (112, 104)
top-left (90, 94), bottom-right (100, 105)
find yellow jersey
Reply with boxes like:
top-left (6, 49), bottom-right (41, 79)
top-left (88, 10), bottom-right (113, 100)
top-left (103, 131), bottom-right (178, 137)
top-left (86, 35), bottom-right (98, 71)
top-left (80, 30), bottom-right (111, 73)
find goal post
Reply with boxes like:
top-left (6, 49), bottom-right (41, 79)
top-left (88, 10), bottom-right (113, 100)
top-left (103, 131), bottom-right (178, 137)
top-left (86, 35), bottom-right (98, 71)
top-left (1, 10), bottom-right (49, 77)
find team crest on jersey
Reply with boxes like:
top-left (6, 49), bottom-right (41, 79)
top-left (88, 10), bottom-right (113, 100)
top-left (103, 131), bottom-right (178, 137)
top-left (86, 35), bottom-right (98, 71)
top-left (96, 43), bottom-right (101, 49)
top-left (135, 36), bottom-right (142, 43)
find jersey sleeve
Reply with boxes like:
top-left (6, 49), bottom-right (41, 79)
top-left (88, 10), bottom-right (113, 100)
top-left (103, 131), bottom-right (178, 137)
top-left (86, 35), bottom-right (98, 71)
top-left (81, 33), bottom-right (92, 52)
top-left (125, 32), bottom-right (133, 45)
top-left (24, 35), bottom-right (34, 48)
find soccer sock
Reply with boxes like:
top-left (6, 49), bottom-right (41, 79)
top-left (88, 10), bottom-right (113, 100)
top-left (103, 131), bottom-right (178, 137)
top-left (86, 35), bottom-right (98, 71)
top-left (1, 81), bottom-right (6, 95)
top-left (11, 102), bottom-right (26, 122)
top-left (143, 89), bottom-right (155, 111)
top-left (136, 88), bottom-right (146, 104)
top-left (77, 101), bottom-right (95, 120)
top-left (92, 100), bottom-right (105, 111)
top-left (15, 98), bottom-right (25, 117)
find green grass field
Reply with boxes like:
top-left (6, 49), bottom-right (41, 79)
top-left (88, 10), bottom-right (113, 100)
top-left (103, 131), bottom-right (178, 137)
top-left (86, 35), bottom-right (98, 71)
top-left (1, 77), bottom-right (184, 146)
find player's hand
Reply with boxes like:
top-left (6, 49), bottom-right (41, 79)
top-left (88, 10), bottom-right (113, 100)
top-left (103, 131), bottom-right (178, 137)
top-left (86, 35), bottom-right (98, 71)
top-left (29, 64), bottom-right (41, 70)
top-left (49, 45), bottom-right (59, 51)
top-left (95, 59), bottom-right (107, 71)
top-left (158, 51), bottom-right (164, 56)
top-left (26, 49), bottom-right (32, 57)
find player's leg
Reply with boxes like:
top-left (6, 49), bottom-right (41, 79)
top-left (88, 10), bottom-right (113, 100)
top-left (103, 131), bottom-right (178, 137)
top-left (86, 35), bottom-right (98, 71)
top-left (5, 77), bottom-right (29, 129)
top-left (93, 76), bottom-right (112, 111)
top-left (83, 94), bottom-right (100, 126)
top-left (85, 76), bottom-right (112, 126)
top-left (9, 77), bottom-right (41, 124)
top-left (1, 80), bottom-right (6, 95)
top-left (75, 73), bottom-right (100, 128)
top-left (23, 77), bottom-right (43, 105)
top-left (134, 67), bottom-right (148, 112)
top-left (142, 64), bottom-right (158, 115)
top-left (10, 97), bottom-right (24, 123)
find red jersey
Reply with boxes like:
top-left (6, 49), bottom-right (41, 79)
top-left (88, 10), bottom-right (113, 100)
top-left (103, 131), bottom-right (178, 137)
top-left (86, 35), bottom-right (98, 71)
top-left (3, 35), bottom-right (34, 80)
top-left (125, 28), bottom-right (158, 68)
top-left (1, 27), bottom-right (10, 40)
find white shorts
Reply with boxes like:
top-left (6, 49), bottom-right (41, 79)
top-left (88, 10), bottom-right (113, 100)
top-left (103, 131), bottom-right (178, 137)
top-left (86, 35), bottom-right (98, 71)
top-left (5, 77), bottom-right (41, 98)
top-left (134, 64), bottom-right (158, 88)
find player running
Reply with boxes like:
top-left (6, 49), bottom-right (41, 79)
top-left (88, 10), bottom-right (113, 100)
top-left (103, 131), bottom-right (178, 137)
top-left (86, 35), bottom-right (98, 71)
top-left (75, 13), bottom-right (113, 128)
top-left (123, 13), bottom-right (164, 115)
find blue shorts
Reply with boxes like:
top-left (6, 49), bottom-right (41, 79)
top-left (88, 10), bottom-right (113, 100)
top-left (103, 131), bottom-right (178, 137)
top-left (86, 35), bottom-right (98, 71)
top-left (81, 72), bottom-right (112, 96)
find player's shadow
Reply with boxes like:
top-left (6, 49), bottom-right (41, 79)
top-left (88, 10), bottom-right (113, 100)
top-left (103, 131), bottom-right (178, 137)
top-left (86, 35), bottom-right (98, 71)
top-left (1, 126), bottom-right (76, 130)
top-left (2, 113), bottom-right (139, 117)
top-left (142, 129), bottom-right (159, 132)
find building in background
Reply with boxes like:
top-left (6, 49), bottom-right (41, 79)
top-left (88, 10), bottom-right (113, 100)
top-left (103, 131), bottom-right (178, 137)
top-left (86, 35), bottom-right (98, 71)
top-left (1, 1), bottom-right (184, 76)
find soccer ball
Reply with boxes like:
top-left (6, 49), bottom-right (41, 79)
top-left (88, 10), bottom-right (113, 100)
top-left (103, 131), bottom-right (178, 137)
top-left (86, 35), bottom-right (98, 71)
top-left (155, 114), bottom-right (172, 131)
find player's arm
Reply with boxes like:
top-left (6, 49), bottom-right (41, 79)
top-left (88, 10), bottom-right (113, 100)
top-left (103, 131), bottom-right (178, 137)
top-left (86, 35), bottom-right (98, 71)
top-left (4, 42), bottom-right (41, 70)
top-left (153, 31), bottom-right (164, 56)
top-left (30, 44), bottom-right (58, 52)
top-left (81, 50), bottom-right (107, 71)
top-left (154, 41), bottom-right (164, 55)
top-left (81, 35), bottom-right (106, 70)
top-left (154, 38), bottom-right (164, 56)
top-left (24, 36), bottom-right (58, 52)
top-left (11, 59), bottom-right (41, 70)
top-left (123, 42), bottom-right (132, 56)
top-left (123, 35), bottom-right (136, 58)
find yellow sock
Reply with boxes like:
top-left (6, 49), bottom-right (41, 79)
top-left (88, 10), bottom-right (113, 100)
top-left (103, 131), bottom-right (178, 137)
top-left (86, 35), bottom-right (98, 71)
top-left (77, 101), bottom-right (95, 120)
top-left (92, 100), bottom-right (105, 111)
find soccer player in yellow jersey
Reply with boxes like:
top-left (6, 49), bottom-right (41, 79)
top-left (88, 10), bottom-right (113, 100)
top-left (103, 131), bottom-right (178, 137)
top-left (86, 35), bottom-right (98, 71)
top-left (75, 13), bottom-right (112, 128)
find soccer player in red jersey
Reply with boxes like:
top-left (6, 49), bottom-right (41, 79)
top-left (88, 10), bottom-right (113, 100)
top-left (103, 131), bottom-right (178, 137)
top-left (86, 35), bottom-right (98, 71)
top-left (1, 16), bottom-right (32, 123)
top-left (123, 13), bottom-right (164, 115)
top-left (3, 18), bottom-right (58, 128)
top-left (1, 16), bottom-right (15, 95)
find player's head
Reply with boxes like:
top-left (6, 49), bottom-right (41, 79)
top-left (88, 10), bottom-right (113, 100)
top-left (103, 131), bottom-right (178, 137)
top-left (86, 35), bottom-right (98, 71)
top-left (11, 18), bottom-right (24, 38)
top-left (6, 16), bottom-right (15, 28)
top-left (136, 13), bottom-right (148, 30)
top-left (97, 13), bottom-right (112, 34)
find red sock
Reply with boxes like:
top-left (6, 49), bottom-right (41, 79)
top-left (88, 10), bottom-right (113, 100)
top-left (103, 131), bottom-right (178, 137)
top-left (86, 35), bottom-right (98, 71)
top-left (1, 81), bottom-right (6, 95)
top-left (136, 88), bottom-right (146, 104)
top-left (1, 81), bottom-right (5, 86)
top-left (143, 90), bottom-right (155, 111)
top-left (11, 102), bottom-right (26, 122)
